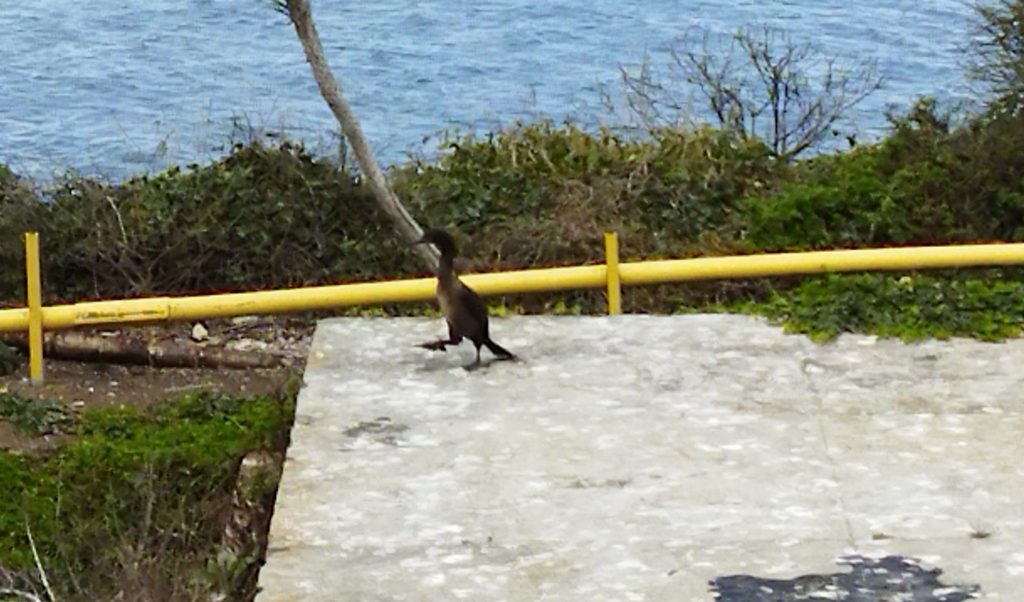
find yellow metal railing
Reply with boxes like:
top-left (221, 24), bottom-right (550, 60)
top-left (12, 232), bottom-right (1024, 382)
top-left (604, 231), bottom-right (622, 315)
top-left (24, 233), bottom-right (44, 383)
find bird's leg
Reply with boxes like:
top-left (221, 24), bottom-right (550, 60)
top-left (419, 327), bottom-right (462, 352)
top-left (463, 345), bottom-right (483, 371)
top-left (418, 339), bottom-right (456, 352)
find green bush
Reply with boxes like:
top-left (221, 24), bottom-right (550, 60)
top-left (394, 121), bottom-right (778, 265)
top-left (744, 99), bottom-right (1024, 250)
top-left (742, 146), bottom-right (901, 248)
top-left (0, 142), bottom-right (413, 303)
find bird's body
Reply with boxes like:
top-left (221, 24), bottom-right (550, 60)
top-left (413, 229), bottom-right (515, 370)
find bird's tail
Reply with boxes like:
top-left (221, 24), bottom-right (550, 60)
top-left (484, 338), bottom-right (516, 360)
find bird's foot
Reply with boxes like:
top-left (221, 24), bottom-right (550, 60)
top-left (418, 340), bottom-right (449, 352)
top-left (462, 360), bottom-right (482, 372)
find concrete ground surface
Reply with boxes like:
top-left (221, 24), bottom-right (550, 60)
top-left (257, 315), bottom-right (1024, 601)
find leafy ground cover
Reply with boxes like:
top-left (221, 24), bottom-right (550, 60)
top-left (0, 388), bottom-right (295, 601)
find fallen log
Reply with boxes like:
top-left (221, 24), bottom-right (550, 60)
top-left (2, 330), bottom-right (281, 369)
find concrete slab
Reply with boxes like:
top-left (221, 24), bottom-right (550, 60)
top-left (258, 315), bottom-right (1024, 601)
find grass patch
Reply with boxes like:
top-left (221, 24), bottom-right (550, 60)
top-left (0, 390), bottom-right (293, 601)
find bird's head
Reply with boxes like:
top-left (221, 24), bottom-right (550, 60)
top-left (412, 228), bottom-right (458, 256)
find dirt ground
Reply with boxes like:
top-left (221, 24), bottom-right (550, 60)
top-left (0, 316), bottom-right (314, 453)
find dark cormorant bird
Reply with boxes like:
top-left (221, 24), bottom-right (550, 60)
top-left (412, 229), bottom-right (516, 371)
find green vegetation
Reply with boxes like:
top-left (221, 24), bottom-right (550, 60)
top-left (0, 391), bottom-right (293, 601)
top-left (743, 99), bottom-right (1024, 250)
top-left (0, 142), bottom-right (408, 302)
top-left (8, 92), bottom-right (1019, 337)
top-left (745, 272), bottom-right (1024, 342)
top-left (396, 123), bottom-right (775, 262)
top-left (3, 96), bottom-right (1024, 337)
top-left (0, 392), bottom-right (73, 435)
top-left (0, 343), bottom-right (20, 376)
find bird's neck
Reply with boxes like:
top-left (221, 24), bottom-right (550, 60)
top-left (436, 253), bottom-right (458, 286)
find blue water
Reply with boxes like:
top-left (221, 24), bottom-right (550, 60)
top-left (1, 1), bottom-right (978, 181)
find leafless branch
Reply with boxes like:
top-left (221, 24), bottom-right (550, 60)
top-left (24, 520), bottom-right (55, 602)
top-left (618, 25), bottom-right (883, 160)
top-left (0, 588), bottom-right (44, 602)
top-left (970, 0), bottom-right (1024, 114)
top-left (281, 0), bottom-right (438, 270)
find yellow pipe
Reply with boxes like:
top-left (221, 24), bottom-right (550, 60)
top-left (1, 242), bottom-right (1024, 333)
top-left (24, 232), bottom-right (44, 383)
top-left (618, 243), bottom-right (1024, 285)
top-left (0, 265), bottom-right (606, 332)
top-left (461, 265), bottom-right (606, 297)
top-left (604, 231), bottom-right (622, 315)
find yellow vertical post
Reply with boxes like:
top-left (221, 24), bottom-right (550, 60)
top-left (24, 232), bottom-right (44, 383)
top-left (604, 231), bottom-right (622, 315)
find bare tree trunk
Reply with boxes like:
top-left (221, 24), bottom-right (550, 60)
top-left (283, 0), bottom-right (438, 270)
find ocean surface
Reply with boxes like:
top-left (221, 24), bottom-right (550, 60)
top-left (1, 1), bottom-right (980, 181)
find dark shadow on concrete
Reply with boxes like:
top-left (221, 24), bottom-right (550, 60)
top-left (710, 555), bottom-right (980, 601)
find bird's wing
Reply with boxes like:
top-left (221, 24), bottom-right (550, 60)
top-left (456, 281), bottom-right (490, 336)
